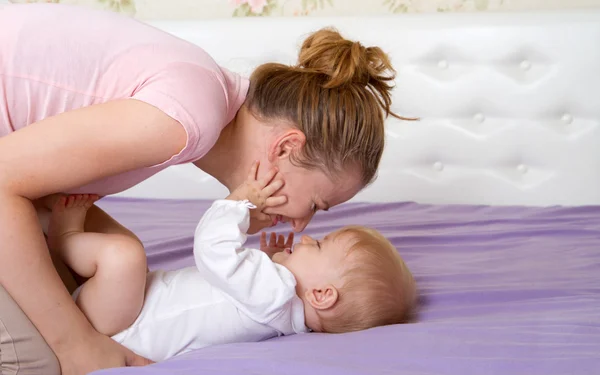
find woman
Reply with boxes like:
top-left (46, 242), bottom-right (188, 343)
top-left (0, 3), bottom-right (405, 375)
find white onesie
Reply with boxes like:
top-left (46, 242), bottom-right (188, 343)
top-left (109, 200), bottom-right (308, 361)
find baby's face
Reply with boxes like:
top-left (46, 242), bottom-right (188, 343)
top-left (273, 230), bottom-right (352, 291)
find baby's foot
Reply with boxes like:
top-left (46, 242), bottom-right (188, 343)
top-left (47, 194), bottom-right (98, 248)
top-left (39, 193), bottom-right (65, 211)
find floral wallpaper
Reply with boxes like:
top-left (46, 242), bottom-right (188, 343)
top-left (4, 0), bottom-right (600, 19)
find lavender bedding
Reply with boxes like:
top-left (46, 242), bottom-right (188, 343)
top-left (92, 197), bottom-right (600, 375)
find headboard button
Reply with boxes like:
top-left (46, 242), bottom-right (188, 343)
top-left (473, 113), bottom-right (485, 123)
top-left (520, 60), bottom-right (532, 71)
top-left (561, 113), bottom-right (573, 125)
top-left (517, 164), bottom-right (529, 174)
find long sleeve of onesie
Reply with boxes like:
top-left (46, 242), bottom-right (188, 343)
top-left (193, 200), bottom-right (307, 335)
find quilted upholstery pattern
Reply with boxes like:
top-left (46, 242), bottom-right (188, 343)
top-left (120, 12), bottom-right (600, 206)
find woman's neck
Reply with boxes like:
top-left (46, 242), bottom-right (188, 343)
top-left (193, 107), bottom-right (268, 192)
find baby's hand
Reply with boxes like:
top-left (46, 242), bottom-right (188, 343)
top-left (260, 232), bottom-right (294, 259)
top-left (227, 161), bottom-right (287, 226)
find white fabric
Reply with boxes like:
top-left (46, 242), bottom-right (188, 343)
top-left (116, 11), bottom-right (600, 206)
top-left (111, 200), bottom-right (308, 361)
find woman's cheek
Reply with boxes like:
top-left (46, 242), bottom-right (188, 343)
top-left (263, 197), bottom-right (310, 219)
top-left (280, 201), bottom-right (305, 217)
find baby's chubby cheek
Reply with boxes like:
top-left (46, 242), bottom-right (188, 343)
top-left (271, 252), bottom-right (282, 264)
top-left (271, 252), bottom-right (286, 265)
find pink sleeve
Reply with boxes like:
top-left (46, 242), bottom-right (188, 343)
top-left (131, 62), bottom-right (229, 166)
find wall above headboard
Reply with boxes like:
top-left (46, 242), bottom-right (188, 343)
top-left (3, 0), bottom-right (600, 20)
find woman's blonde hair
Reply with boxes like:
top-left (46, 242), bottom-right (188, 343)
top-left (246, 28), bottom-right (412, 186)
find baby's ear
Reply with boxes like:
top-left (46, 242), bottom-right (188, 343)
top-left (304, 285), bottom-right (338, 311)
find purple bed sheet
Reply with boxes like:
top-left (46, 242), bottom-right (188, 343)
top-left (92, 198), bottom-right (600, 375)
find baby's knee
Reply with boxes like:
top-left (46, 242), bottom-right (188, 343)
top-left (100, 235), bottom-right (147, 277)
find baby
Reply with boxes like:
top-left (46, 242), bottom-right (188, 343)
top-left (44, 162), bottom-right (416, 362)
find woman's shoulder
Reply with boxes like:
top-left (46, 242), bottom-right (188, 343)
top-left (131, 62), bottom-right (248, 164)
top-left (1, 3), bottom-right (218, 74)
top-left (1, 4), bottom-right (249, 163)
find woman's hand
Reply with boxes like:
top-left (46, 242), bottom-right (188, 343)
top-left (260, 232), bottom-right (294, 259)
top-left (226, 161), bottom-right (287, 234)
top-left (57, 330), bottom-right (153, 375)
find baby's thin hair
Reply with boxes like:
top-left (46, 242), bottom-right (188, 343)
top-left (319, 226), bottom-right (416, 333)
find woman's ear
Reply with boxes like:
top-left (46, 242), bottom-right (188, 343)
top-left (304, 285), bottom-right (339, 311)
top-left (268, 129), bottom-right (306, 162)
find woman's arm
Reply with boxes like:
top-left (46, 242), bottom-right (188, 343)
top-left (0, 99), bottom-right (186, 375)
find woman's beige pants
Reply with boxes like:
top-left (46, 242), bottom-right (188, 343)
top-left (0, 285), bottom-right (60, 375)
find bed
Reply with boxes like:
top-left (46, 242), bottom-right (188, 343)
top-left (93, 10), bottom-right (600, 375)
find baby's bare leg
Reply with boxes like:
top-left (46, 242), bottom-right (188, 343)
top-left (46, 194), bottom-right (147, 336)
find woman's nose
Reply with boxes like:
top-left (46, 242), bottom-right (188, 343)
top-left (292, 212), bottom-right (315, 232)
top-left (292, 220), bottom-right (308, 232)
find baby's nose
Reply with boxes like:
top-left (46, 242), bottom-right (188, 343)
top-left (300, 235), bottom-right (313, 244)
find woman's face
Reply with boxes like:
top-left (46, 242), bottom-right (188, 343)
top-left (262, 160), bottom-right (363, 232)
top-left (240, 115), bottom-right (366, 234)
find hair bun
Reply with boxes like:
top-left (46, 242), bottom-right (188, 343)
top-left (297, 28), bottom-right (395, 90)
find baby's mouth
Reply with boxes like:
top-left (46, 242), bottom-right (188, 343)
top-left (272, 215), bottom-right (288, 226)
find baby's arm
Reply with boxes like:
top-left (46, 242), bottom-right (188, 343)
top-left (193, 201), bottom-right (298, 324)
top-left (193, 162), bottom-right (299, 327)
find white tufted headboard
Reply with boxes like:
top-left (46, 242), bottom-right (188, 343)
top-left (117, 11), bottom-right (600, 206)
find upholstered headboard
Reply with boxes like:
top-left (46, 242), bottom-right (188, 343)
top-left (117, 11), bottom-right (600, 206)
